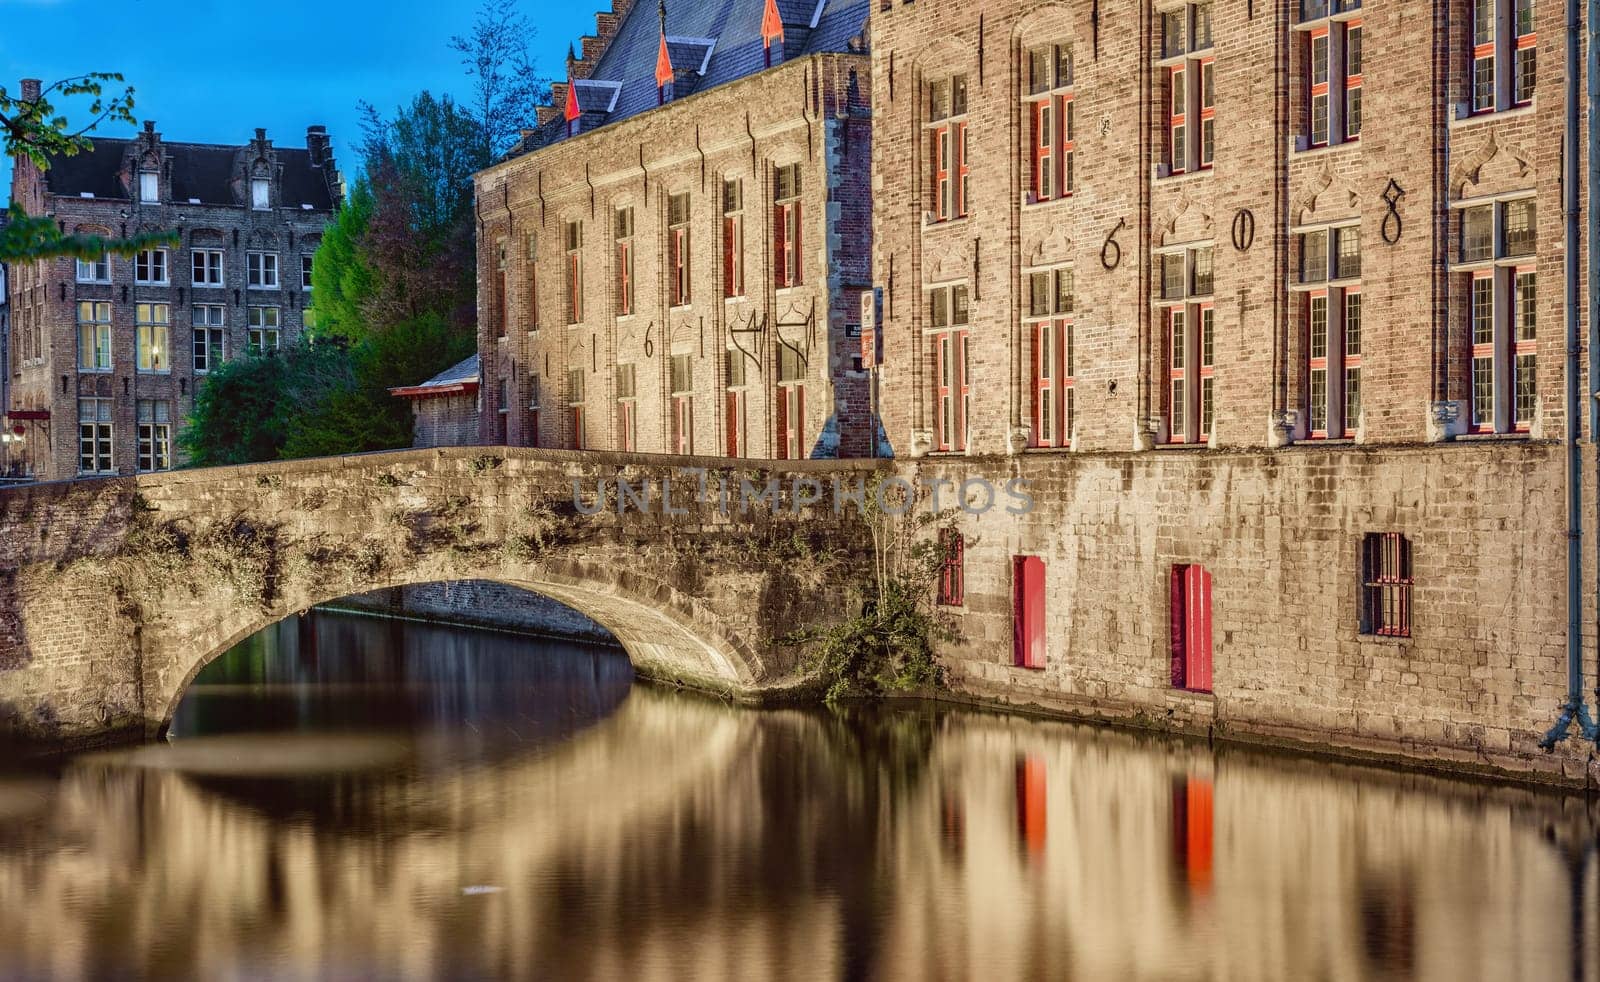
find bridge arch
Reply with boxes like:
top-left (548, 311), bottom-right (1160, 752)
top-left (0, 448), bottom-right (879, 745)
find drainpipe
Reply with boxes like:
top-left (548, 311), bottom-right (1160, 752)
top-left (1542, 0), bottom-right (1599, 748)
top-left (1589, 0), bottom-right (1600, 735)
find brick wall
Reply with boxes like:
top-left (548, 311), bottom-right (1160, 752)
top-left (474, 52), bottom-right (876, 461)
top-left (409, 394), bottom-right (482, 448)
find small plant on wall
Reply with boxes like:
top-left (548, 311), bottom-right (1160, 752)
top-left (785, 484), bottom-right (960, 703)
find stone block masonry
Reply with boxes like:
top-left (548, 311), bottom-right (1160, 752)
top-left (332, 581), bottom-right (616, 645)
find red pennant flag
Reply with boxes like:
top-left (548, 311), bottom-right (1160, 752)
top-left (762, 0), bottom-right (785, 51)
top-left (564, 75), bottom-right (580, 123)
top-left (656, 32), bottom-right (675, 89)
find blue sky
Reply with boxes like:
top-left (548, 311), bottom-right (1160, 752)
top-left (0, 0), bottom-right (595, 201)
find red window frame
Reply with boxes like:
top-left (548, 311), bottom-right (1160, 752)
top-left (1170, 564), bottom-right (1213, 693)
top-left (1471, 0), bottom-right (1497, 114)
top-left (1306, 290), bottom-right (1331, 438)
top-left (725, 388), bottom-right (746, 457)
top-left (1469, 270), bottom-right (1497, 433)
top-left (617, 400), bottom-right (635, 452)
top-left (571, 405), bottom-right (585, 451)
top-left (1343, 21), bottom-right (1363, 140)
top-left (937, 528), bottom-right (964, 606)
top-left (670, 226), bottom-right (689, 307)
top-left (1513, 266), bottom-right (1536, 431)
top-left (1197, 57), bottom-right (1216, 169)
top-left (775, 201), bottom-right (802, 289)
top-left (1308, 27), bottom-right (1331, 147)
top-left (1341, 289), bottom-right (1362, 438)
top-left (1198, 303), bottom-right (1215, 440)
top-left (566, 241), bottom-right (582, 324)
top-left (1168, 65), bottom-right (1188, 174)
top-left (671, 395), bottom-right (693, 455)
top-left (1361, 532), bottom-right (1414, 638)
top-left (955, 122), bottom-right (969, 218)
top-left (723, 213), bottom-right (744, 298)
top-left (1514, 3), bottom-right (1537, 106)
top-left (934, 329), bottom-right (969, 452)
top-left (617, 239), bottom-right (633, 316)
top-left (1012, 556), bottom-right (1046, 670)
top-left (1031, 317), bottom-right (1074, 448)
top-left (1166, 306), bottom-right (1189, 443)
top-left (1031, 99), bottom-right (1055, 202)
top-left (777, 381), bottom-right (804, 460)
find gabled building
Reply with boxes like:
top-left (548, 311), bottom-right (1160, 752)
top-left (390, 353), bottom-right (482, 449)
top-left (5, 81), bottom-right (341, 482)
top-left (472, 0), bottom-right (874, 459)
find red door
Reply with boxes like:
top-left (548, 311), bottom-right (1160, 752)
top-left (1012, 556), bottom-right (1046, 670)
top-left (1171, 565), bottom-right (1213, 692)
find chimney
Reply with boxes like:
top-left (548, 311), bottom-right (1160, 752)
top-left (19, 78), bottom-right (40, 101)
top-left (306, 125), bottom-right (329, 166)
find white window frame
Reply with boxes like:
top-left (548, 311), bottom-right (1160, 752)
top-left (247, 305), bottom-right (282, 352)
top-left (76, 254), bottom-right (111, 284)
top-left (251, 177), bottom-right (271, 211)
top-left (192, 248), bottom-right (225, 287)
top-left (134, 248), bottom-right (169, 286)
top-left (247, 251), bottom-right (279, 289)
top-left (193, 304), bottom-right (226, 373)
top-left (139, 171), bottom-right (159, 204)
top-left (135, 302), bottom-right (172, 374)
top-left (1451, 191), bottom-right (1539, 434)
top-left (76, 301), bottom-right (113, 372)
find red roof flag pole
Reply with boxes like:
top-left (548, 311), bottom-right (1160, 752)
top-left (762, 0), bottom-right (785, 65)
top-left (656, 1), bottom-right (675, 94)
top-left (564, 73), bottom-right (581, 124)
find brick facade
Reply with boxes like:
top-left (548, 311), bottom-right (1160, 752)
top-left (5, 90), bottom-right (341, 483)
top-left (392, 353), bottom-right (483, 448)
top-left (869, 1), bottom-right (1581, 454)
top-left (471, 0), bottom-right (877, 460)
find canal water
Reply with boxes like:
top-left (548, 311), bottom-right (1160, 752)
top-left (0, 609), bottom-right (1597, 981)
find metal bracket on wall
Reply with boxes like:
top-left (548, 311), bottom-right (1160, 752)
top-left (1231, 209), bottom-right (1256, 252)
top-left (1381, 179), bottom-right (1406, 244)
top-left (729, 308), bottom-right (764, 374)
top-left (1092, 0), bottom-right (1101, 59)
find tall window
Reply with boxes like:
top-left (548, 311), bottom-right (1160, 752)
top-left (247, 306), bottom-right (281, 352)
top-left (76, 253), bottom-right (110, 284)
top-left (1160, 3), bottom-right (1216, 175)
top-left (494, 239), bottom-right (508, 338)
top-left (1297, 223), bottom-right (1362, 437)
top-left (1027, 267), bottom-right (1075, 448)
top-left (1472, 0), bottom-right (1537, 113)
top-left (1299, 3), bottom-right (1362, 147)
top-left (937, 528), bottom-right (965, 606)
top-left (668, 193), bottom-right (691, 307)
top-left (247, 251), bottom-right (278, 289)
top-left (301, 255), bottom-right (314, 291)
top-left (615, 207), bottom-right (635, 316)
top-left (777, 344), bottom-right (805, 460)
top-left (135, 248), bottom-right (169, 285)
top-left (566, 221), bottom-right (584, 324)
top-left (527, 374), bottom-right (542, 448)
top-left (251, 177), bottom-right (270, 210)
top-left (76, 301), bottom-right (112, 372)
top-left (192, 249), bottom-right (224, 287)
top-left (78, 398), bottom-right (113, 475)
top-left (135, 303), bottom-right (171, 373)
top-left (568, 368), bottom-right (587, 450)
top-left (616, 363), bottom-right (638, 452)
top-left (723, 179), bottom-right (745, 298)
top-left (929, 284), bottom-right (971, 452)
top-left (1027, 43), bottom-right (1076, 203)
top-left (774, 165), bottom-right (804, 289)
top-left (140, 171), bottom-right (159, 204)
top-left (928, 73), bottom-right (970, 222)
top-left (1457, 197), bottom-right (1537, 432)
top-left (1360, 532), bottom-right (1413, 638)
top-left (1157, 245), bottom-right (1216, 443)
top-left (193, 305), bottom-right (225, 373)
top-left (670, 354), bottom-right (694, 455)
top-left (525, 232), bottom-right (540, 331)
top-left (136, 400), bottom-right (171, 473)
top-left (725, 348), bottom-right (748, 457)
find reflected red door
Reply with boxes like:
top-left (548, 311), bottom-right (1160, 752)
top-left (1015, 757), bottom-right (1046, 857)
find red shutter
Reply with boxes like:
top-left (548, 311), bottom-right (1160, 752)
top-left (776, 386), bottom-right (790, 460)
top-left (723, 218), bottom-right (735, 297)
top-left (1170, 566), bottom-right (1188, 688)
top-left (725, 391), bottom-right (739, 457)
top-left (791, 203), bottom-right (802, 286)
top-left (1012, 556), bottom-right (1046, 669)
top-left (773, 204), bottom-right (787, 286)
top-left (1185, 565), bottom-right (1213, 692)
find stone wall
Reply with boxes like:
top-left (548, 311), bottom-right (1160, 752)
top-left (330, 580), bottom-right (614, 645)
top-left (918, 440), bottom-right (1590, 783)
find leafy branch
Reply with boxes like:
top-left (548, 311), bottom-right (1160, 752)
top-left (0, 74), bottom-right (137, 170)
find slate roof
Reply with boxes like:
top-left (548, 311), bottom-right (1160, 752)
top-left (390, 354), bottom-right (482, 398)
top-left (524, 0), bottom-right (867, 155)
top-left (41, 139), bottom-right (336, 210)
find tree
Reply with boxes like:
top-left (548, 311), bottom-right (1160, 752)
top-left (448, 0), bottom-right (550, 161)
top-left (0, 74), bottom-right (176, 262)
top-left (307, 177), bottom-right (375, 342)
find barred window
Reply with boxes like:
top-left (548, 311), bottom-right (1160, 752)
top-left (1360, 532), bottom-right (1413, 638)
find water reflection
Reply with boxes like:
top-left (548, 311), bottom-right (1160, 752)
top-left (0, 612), bottom-right (1596, 980)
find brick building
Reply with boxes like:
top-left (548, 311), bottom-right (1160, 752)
top-left (472, 0), bottom-right (875, 459)
top-left (869, 1), bottom-right (1597, 763)
top-left (5, 85), bottom-right (341, 482)
top-left (390, 353), bottom-right (483, 448)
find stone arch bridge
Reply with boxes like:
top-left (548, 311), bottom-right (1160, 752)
top-left (0, 448), bottom-right (884, 746)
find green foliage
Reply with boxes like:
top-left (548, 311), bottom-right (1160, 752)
top-left (307, 177), bottom-right (375, 342)
top-left (183, 314), bottom-right (474, 465)
top-left (786, 496), bottom-right (958, 703)
top-left (0, 75), bottom-right (180, 262)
